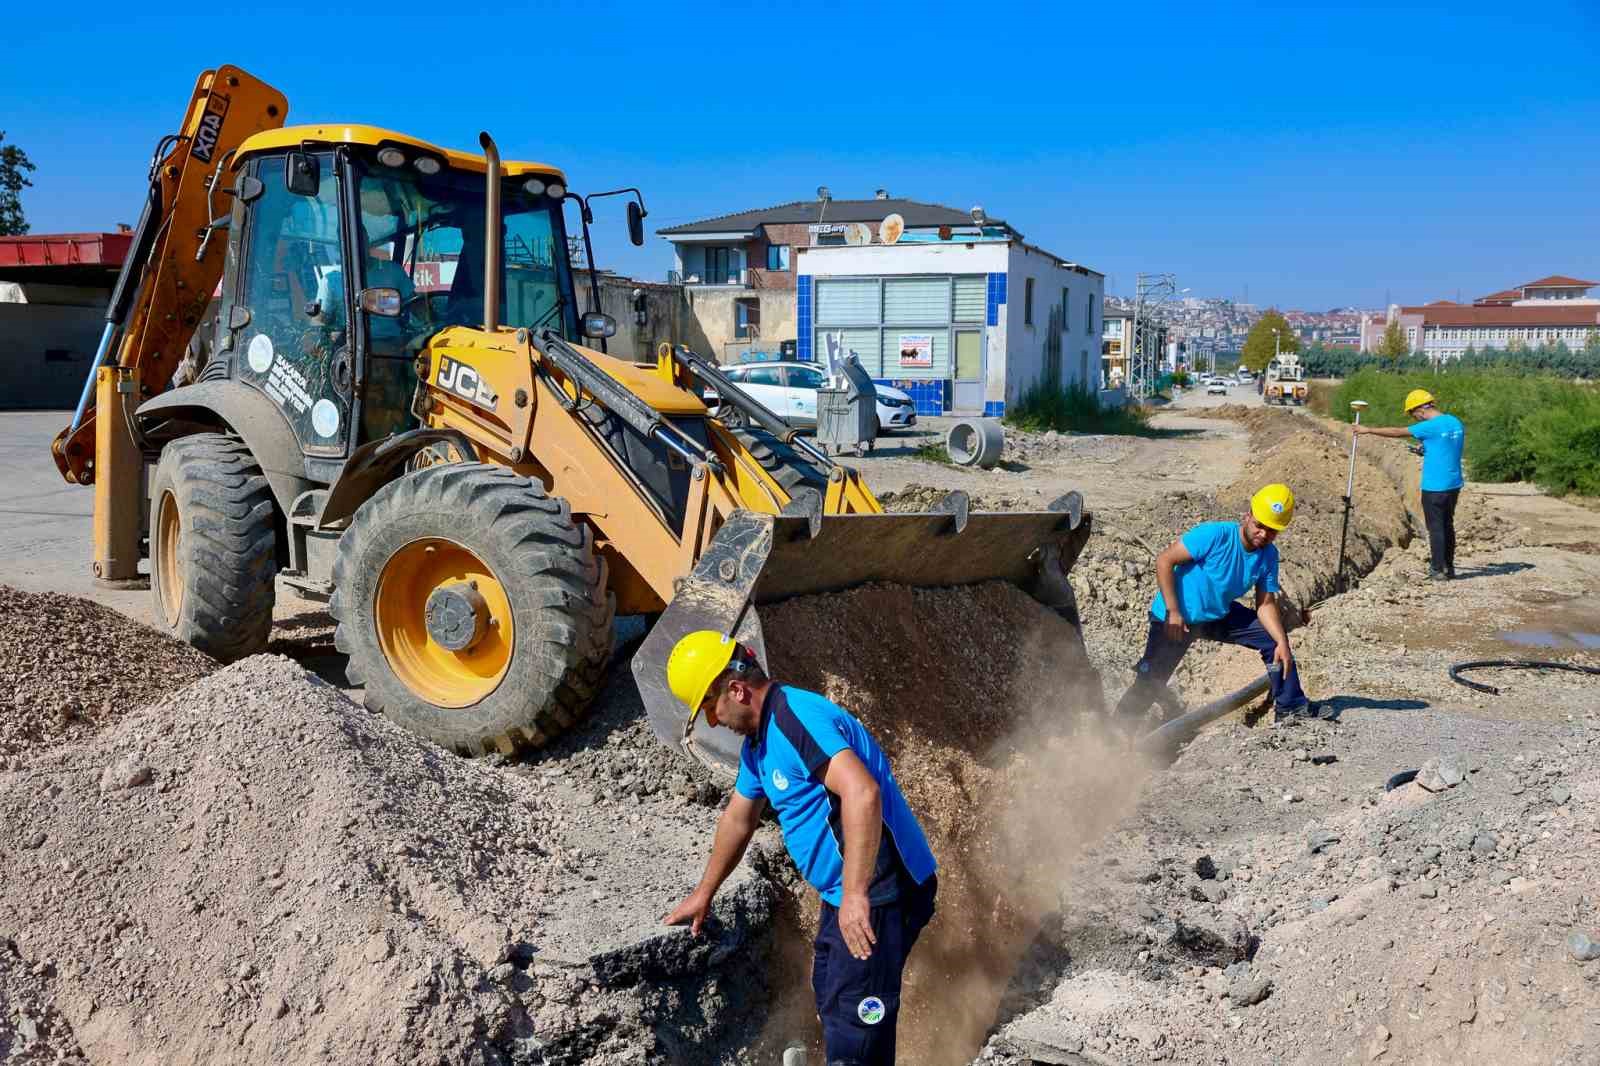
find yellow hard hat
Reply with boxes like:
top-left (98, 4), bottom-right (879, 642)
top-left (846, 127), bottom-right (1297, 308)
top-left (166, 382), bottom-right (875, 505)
top-left (1403, 388), bottom-right (1436, 413)
top-left (1251, 484), bottom-right (1296, 531)
top-left (667, 630), bottom-right (737, 730)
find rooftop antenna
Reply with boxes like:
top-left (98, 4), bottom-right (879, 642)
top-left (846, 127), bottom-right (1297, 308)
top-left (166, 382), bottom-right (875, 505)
top-left (817, 185), bottom-right (831, 224)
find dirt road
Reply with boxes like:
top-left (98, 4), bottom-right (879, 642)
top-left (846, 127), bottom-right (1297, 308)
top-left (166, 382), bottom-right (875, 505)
top-left (3, 403), bottom-right (1597, 1065)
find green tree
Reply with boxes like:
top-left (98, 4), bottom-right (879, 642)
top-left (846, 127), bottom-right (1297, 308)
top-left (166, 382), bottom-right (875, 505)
top-left (0, 132), bottom-right (36, 236)
top-left (1377, 320), bottom-right (1409, 361)
top-left (1239, 310), bottom-right (1299, 373)
top-left (1584, 330), bottom-right (1600, 357)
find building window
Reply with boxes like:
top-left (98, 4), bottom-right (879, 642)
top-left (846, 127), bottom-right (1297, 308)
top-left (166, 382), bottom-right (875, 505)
top-left (735, 297), bottom-right (760, 339)
top-left (1086, 293), bottom-right (1096, 334)
top-left (1061, 287), bottom-right (1071, 332)
top-left (766, 244), bottom-right (790, 271)
top-left (1024, 277), bottom-right (1035, 326)
top-left (705, 246), bottom-right (735, 284)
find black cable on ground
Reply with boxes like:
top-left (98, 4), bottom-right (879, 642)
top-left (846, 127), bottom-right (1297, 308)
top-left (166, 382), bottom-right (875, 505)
top-left (1448, 658), bottom-right (1600, 696)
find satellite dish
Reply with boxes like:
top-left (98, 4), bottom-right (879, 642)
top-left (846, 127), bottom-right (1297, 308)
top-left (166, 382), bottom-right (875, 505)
top-left (843, 222), bottom-right (872, 247)
top-left (880, 213), bottom-right (905, 245)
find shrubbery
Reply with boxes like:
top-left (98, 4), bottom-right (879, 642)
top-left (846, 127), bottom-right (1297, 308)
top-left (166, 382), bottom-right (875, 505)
top-left (1300, 340), bottom-right (1600, 380)
top-left (1331, 369), bottom-right (1600, 497)
top-left (1003, 383), bottom-right (1162, 437)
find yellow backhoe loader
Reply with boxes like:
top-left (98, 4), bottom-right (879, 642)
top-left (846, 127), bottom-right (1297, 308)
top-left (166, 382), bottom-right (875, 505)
top-left (52, 66), bottom-right (1094, 773)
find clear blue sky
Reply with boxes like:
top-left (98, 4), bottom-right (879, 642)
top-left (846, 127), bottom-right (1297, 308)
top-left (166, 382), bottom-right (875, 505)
top-left (6, 0), bottom-right (1598, 309)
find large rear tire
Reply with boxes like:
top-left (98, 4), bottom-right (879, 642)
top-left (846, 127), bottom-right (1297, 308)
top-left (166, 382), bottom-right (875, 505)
top-left (148, 433), bottom-right (277, 661)
top-left (330, 463), bottom-right (614, 755)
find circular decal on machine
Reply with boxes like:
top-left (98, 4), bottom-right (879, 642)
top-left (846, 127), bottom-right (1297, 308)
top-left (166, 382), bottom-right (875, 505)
top-left (311, 399), bottom-right (340, 438)
top-left (857, 996), bottom-right (886, 1025)
top-left (247, 334), bottom-right (274, 374)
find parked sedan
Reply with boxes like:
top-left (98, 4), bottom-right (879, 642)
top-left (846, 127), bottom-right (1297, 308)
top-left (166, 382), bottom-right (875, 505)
top-left (710, 361), bottom-right (917, 434)
top-left (1206, 380), bottom-right (1229, 395)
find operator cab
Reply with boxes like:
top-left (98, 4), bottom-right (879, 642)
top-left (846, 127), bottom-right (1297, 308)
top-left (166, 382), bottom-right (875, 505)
top-left (218, 126), bottom-right (580, 472)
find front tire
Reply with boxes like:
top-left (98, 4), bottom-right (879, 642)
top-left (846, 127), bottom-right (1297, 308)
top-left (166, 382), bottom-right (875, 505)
top-left (330, 464), bottom-right (614, 755)
top-left (149, 433), bottom-right (278, 660)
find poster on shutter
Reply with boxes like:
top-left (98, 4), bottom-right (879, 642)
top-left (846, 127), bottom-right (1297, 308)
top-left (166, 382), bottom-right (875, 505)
top-left (898, 333), bottom-right (933, 368)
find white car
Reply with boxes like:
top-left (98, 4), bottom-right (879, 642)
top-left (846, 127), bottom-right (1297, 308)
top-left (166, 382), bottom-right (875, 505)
top-left (1206, 380), bottom-right (1229, 395)
top-left (710, 361), bottom-right (917, 434)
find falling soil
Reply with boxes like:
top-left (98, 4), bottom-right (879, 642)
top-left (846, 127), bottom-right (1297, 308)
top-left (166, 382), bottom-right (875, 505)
top-left (759, 581), bottom-right (1150, 1064)
top-left (0, 584), bottom-right (217, 762)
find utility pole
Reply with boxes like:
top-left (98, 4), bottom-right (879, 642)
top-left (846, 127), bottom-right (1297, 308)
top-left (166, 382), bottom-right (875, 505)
top-left (1130, 272), bottom-right (1178, 401)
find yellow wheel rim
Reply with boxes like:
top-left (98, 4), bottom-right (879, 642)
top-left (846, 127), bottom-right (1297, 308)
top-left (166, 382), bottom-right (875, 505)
top-left (374, 538), bottom-right (515, 708)
top-left (156, 489), bottom-right (183, 628)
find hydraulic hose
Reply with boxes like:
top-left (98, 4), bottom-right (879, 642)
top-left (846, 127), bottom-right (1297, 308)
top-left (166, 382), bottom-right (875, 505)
top-left (1448, 658), bottom-right (1600, 696)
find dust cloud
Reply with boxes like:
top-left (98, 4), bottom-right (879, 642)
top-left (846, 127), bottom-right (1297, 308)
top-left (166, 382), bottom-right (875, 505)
top-left (761, 582), bottom-right (1153, 1064)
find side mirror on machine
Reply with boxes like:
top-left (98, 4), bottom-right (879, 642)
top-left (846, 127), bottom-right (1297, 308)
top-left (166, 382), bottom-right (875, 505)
top-left (360, 288), bottom-right (403, 317)
top-left (582, 312), bottom-right (617, 339)
top-left (285, 151), bottom-right (320, 197)
top-left (626, 201), bottom-right (646, 247)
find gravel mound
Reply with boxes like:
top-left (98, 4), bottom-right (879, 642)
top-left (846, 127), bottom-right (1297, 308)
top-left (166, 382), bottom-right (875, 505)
top-left (0, 584), bottom-right (216, 761)
top-left (0, 654), bottom-right (765, 1065)
top-left (877, 483), bottom-right (1048, 513)
top-left (0, 937), bottom-right (85, 1064)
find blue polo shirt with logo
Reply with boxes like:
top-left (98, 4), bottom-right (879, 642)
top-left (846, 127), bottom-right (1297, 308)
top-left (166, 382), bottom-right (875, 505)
top-left (734, 686), bottom-right (936, 906)
top-left (1409, 412), bottom-right (1465, 492)
top-left (1151, 520), bottom-right (1281, 623)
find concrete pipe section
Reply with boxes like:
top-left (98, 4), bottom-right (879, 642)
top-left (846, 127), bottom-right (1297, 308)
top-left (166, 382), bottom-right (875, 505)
top-left (946, 418), bottom-right (1005, 469)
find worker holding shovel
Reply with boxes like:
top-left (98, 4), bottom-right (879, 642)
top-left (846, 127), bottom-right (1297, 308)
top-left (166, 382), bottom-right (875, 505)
top-left (662, 632), bottom-right (938, 1066)
top-left (1354, 388), bottom-right (1465, 581)
top-left (1113, 484), bottom-right (1319, 731)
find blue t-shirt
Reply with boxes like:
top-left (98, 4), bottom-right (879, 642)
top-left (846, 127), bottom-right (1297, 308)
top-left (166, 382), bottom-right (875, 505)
top-left (1151, 520), bottom-right (1281, 623)
top-left (1409, 413), bottom-right (1465, 492)
top-left (734, 686), bottom-right (937, 906)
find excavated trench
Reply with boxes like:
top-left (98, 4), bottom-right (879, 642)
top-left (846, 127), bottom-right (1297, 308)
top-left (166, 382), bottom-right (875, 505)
top-left (724, 410), bottom-right (1432, 1065)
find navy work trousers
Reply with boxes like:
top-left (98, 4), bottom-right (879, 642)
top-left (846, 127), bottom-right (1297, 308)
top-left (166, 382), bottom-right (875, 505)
top-left (1421, 488), bottom-right (1459, 575)
top-left (1115, 602), bottom-right (1309, 717)
top-left (812, 873), bottom-right (938, 1066)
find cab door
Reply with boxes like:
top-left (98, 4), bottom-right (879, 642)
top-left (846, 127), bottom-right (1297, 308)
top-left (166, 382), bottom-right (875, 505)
top-left (230, 151), bottom-right (355, 461)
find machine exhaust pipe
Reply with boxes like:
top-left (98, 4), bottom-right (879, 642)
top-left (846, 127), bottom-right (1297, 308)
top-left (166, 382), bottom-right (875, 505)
top-left (479, 131), bottom-right (501, 332)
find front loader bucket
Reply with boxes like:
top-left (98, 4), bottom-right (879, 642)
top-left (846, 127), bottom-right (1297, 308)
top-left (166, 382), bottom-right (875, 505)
top-left (631, 500), bottom-right (1092, 775)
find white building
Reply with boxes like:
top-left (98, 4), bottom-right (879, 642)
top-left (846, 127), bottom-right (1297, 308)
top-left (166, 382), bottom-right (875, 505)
top-left (797, 237), bottom-right (1104, 416)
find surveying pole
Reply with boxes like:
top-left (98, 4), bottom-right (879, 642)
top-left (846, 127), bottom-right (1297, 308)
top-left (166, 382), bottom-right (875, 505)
top-left (1335, 400), bottom-right (1369, 593)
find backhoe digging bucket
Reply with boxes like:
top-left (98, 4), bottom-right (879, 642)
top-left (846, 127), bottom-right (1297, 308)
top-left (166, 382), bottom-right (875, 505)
top-left (631, 501), bottom-right (1092, 775)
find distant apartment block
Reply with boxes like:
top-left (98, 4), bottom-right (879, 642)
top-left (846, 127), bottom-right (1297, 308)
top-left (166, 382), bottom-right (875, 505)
top-left (1360, 275), bottom-right (1600, 361)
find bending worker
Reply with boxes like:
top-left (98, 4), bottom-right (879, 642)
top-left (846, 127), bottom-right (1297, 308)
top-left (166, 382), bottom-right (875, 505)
top-left (1113, 484), bottom-right (1317, 728)
top-left (1355, 388), bottom-right (1464, 580)
top-left (662, 632), bottom-right (938, 1066)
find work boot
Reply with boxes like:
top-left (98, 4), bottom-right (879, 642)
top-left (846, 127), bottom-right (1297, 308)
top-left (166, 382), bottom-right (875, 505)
top-left (1427, 569), bottom-right (1449, 582)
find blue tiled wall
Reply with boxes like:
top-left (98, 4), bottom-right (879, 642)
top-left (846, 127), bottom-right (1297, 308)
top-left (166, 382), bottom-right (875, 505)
top-left (983, 400), bottom-right (1006, 417)
top-left (986, 272), bottom-right (1006, 327)
top-left (796, 275), bottom-right (813, 362)
top-left (876, 378), bottom-right (950, 416)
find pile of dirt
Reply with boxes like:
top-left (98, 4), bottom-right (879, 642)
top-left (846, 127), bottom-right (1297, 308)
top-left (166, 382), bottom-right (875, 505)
top-left (0, 937), bottom-right (84, 1064)
top-left (0, 653), bottom-right (770, 1065)
top-left (758, 581), bottom-right (1149, 1064)
top-left (0, 585), bottom-right (216, 762)
top-left (976, 683), bottom-right (1600, 1065)
top-left (1001, 428), bottom-right (1139, 468)
top-left (877, 483), bottom-right (1049, 513)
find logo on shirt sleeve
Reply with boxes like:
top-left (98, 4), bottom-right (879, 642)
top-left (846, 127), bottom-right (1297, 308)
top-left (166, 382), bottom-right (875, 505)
top-left (857, 996), bottom-right (886, 1024)
top-left (771, 768), bottom-right (790, 792)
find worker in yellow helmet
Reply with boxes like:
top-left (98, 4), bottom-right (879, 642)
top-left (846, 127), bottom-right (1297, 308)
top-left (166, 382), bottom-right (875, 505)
top-left (1355, 388), bottom-right (1465, 580)
top-left (1113, 484), bottom-right (1318, 729)
top-left (661, 631), bottom-right (937, 1065)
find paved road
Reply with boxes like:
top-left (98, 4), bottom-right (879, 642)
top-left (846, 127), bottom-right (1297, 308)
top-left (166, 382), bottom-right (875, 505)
top-left (0, 411), bottom-right (158, 621)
